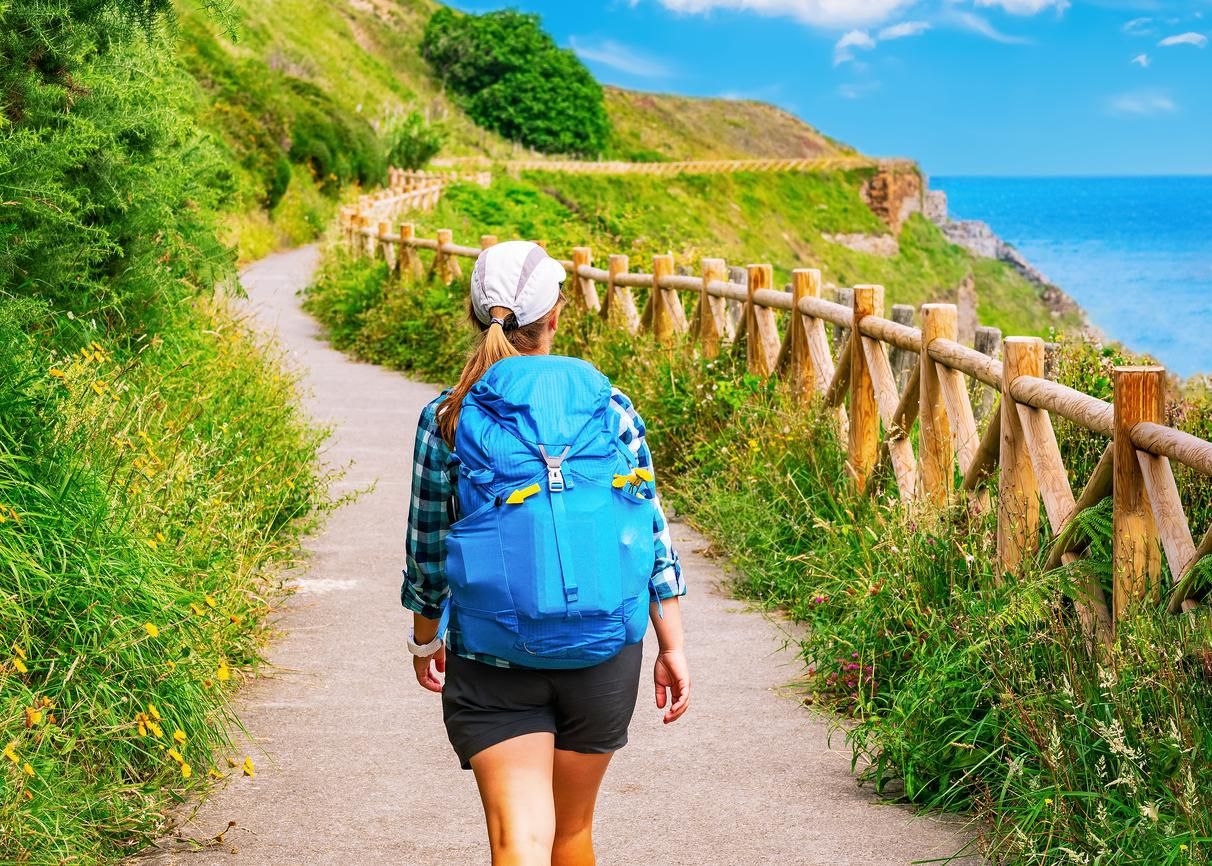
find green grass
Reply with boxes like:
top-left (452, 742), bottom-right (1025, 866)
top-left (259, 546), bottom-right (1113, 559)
top-left (408, 171), bottom-right (1079, 337)
top-left (0, 297), bottom-right (334, 862)
top-left (303, 247), bottom-right (1212, 865)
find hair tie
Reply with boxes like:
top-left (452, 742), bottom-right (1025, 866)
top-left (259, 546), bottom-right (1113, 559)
top-left (489, 316), bottom-right (506, 328)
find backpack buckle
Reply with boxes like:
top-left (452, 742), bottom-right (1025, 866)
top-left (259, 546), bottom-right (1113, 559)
top-left (539, 445), bottom-right (571, 494)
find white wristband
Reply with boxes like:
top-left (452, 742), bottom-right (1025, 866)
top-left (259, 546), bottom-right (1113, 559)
top-left (407, 631), bottom-right (443, 657)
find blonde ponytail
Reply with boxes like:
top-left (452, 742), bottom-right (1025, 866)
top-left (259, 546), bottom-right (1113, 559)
top-left (438, 303), bottom-right (554, 447)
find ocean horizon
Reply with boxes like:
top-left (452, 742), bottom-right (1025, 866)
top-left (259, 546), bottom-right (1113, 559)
top-left (931, 175), bottom-right (1212, 379)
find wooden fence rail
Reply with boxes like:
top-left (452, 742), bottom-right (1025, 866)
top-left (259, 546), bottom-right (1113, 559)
top-left (429, 156), bottom-right (908, 176)
top-left (340, 213), bottom-right (1212, 645)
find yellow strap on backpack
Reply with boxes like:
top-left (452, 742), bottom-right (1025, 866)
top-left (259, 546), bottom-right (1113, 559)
top-left (505, 483), bottom-right (541, 505)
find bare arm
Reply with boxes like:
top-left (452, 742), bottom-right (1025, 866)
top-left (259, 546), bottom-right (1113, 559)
top-left (650, 597), bottom-right (690, 723)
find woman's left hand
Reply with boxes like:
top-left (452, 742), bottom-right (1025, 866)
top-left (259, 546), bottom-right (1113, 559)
top-left (413, 646), bottom-right (446, 693)
top-left (653, 649), bottom-right (690, 724)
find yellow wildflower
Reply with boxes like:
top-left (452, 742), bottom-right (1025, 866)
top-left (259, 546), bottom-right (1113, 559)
top-left (189, 602), bottom-right (204, 616)
top-left (143, 623), bottom-right (160, 638)
top-left (242, 756), bottom-right (255, 778)
top-left (217, 662), bottom-right (231, 682)
top-left (166, 659), bottom-right (177, 672)
top-left (12, 644), bottom-right (26, 661)
top-left (24, 708), bottom-right (42, 728)
top-left (229, 614), bottom-right (243, 625)
top-left (49, 368), bottom-right (67, 379)
top-left (8, 507), bottom-right (19, 523)
top-left (147, 720), bottom-right (163, 739)
top-left (147, 703), bottom-right (162, 721)
top-left (204, 595), bottom-right (217, 609)
top-left (207, 768), bottom-right (224, 780)
top-left (181, 763), bottom-right (192, 779)
top-left (173, 729), bottom-right (186, 745)
top-left (22, 762), bottom-right (34, 778)
top-left (1044, 798), bottom-right (1054, 806)
top-left (137, 719), bottom-right (147, 737)
top-left (147, 538), bottom-right (158, 550)
top-left (3, 742), bottom-right (18, 763)
top-left (156, 532), bottom-right (166, 544)
top-left (167, 747), bottom-right (184, 764)
top-left (13, 657), bottom-right (28, 674)
top-left (91, 381), bottom-right (106, 396)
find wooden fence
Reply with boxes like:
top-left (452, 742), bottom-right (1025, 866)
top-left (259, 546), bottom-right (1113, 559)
top-left (430, 156), bottom-right (903, 176)
top-left (340, 212), bottom-right (1212, 646)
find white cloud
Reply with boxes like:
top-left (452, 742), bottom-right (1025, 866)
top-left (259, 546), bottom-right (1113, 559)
top-left (1123, 17), bottom-right (1154, 36)
top-left (1108, 88), bottom-right (1176, 116)
top-left (568, 37), bottom-right (673, 78)
top-left (838, 81), bottom-right (882, 99)
top-left (1158, 32), bottom-right (1208, 48)
top-left (974, 0), bottom-right (1069, 14)
top-left (878, 20), bottom-right (931, 39)
top-left (652, 0), bottom-right (916, 28)
top-left (945, 10), bottom-right (1032, 44)
top-left (1131, 53), bottom-right (1150, 67)
top-left (834, 29), bottom-right (876, 65)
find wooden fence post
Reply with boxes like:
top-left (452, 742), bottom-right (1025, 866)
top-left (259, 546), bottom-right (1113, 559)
top-left (650, 254), bottom-right (675, 343)
top-left (1113, 366), bottom-right (1165, 621)
top-left (698, 258), bottom-right (727, 359)
top-left (605, 254), bottom-right (639, 333)
top-left (377, 221), bottom-right (392, 265)
top-left (919, 304), bottom-right (957, 505)
top-left (480, 235), bottom-right (498, 249)
top-left (972, 325), bottom-right (1002, 423)
top-left (430, 229), bottom-right (462, 285)
top-left (399, 223), bottom-right (422, 281)
top-left (745, 264), bottom-right (779, 378)
top-left (889, 304), bottom-right (916, 389)
top-left (998, 337), bottom-right (1044, 578)
top-left (848, 285), bottom-right (883, 493)
top-left (571, 247), bottom-right (600, 311)
top-left (833, 287), bottom-right (854, 357)
top-left (788, 269), bottom-right (820, 403)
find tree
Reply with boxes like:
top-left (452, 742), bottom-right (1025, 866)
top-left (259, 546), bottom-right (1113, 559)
top-left (420, 8), bottom-right (611, 157)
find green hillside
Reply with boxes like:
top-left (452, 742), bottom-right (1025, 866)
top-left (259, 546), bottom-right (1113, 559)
top-left (173, 0), bottom-right (1071, 334)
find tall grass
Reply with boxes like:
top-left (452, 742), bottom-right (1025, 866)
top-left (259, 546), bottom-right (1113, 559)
top-left (304, 246), bottom-right (1212, 865)
top-left (0, 296), bottom-right (334, 862)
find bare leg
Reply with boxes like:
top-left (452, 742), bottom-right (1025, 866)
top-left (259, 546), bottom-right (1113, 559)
top-left (469, 732), bottom-right (558, 866)
top-left (551, 750), bottom-right (614, 866)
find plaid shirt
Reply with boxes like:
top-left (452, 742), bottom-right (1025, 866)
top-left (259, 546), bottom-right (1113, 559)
top-left (402, 385), bottom-right (685, 668)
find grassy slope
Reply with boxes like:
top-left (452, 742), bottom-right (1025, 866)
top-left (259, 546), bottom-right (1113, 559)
top-left (603, 87), bottom-right (853, 160)
top-left (414, 171), bottom-right (1077, 336)
top-left (174, 0), bottom-right (1086, 338)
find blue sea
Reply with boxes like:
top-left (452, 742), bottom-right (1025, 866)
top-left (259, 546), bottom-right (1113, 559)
top-left (931, 176), bottom-right (1212, 378)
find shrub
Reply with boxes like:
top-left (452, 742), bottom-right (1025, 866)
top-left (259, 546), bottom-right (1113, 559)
top-left (421, 8), bottom-right (610, 156)
top-left (384, 110), bottom-right (446, 171)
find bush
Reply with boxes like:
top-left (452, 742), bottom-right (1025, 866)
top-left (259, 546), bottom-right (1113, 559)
top-left (421, 8), bottom-right (610, 156)
top-left (384, 111), bottom-right (446, 171)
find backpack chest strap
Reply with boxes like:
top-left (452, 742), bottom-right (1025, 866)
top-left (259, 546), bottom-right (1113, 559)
top-left (539, 445), bottom-right (580, 616)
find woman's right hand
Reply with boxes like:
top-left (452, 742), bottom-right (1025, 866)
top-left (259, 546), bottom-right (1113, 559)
top-left (414, 646), bottom-right (446, 693)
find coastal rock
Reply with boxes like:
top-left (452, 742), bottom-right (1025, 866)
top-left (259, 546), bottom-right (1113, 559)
top-left (822, 232), bottom-right (899, 257)
top-left (861, 164), bottom-right (923, 232)
top-left (924, 189), bottom-right (948, 223)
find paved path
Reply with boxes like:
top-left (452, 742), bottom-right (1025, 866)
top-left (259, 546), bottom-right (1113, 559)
top-left (139, 246), bottom-right (979, 865)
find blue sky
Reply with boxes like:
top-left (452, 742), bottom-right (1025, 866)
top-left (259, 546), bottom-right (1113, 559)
top-left (448, 1), bottom-right (1212, 176)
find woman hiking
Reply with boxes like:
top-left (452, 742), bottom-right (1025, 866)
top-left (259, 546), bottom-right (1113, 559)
top-left (401, 240), bottom-right (691, 866)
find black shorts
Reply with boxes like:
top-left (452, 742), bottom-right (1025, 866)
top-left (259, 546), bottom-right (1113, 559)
top-left (441, 642), bottom-right (644, 770)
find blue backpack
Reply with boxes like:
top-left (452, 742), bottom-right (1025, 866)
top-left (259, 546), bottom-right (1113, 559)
top-left (439, 354), bottom-right (656, 669)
